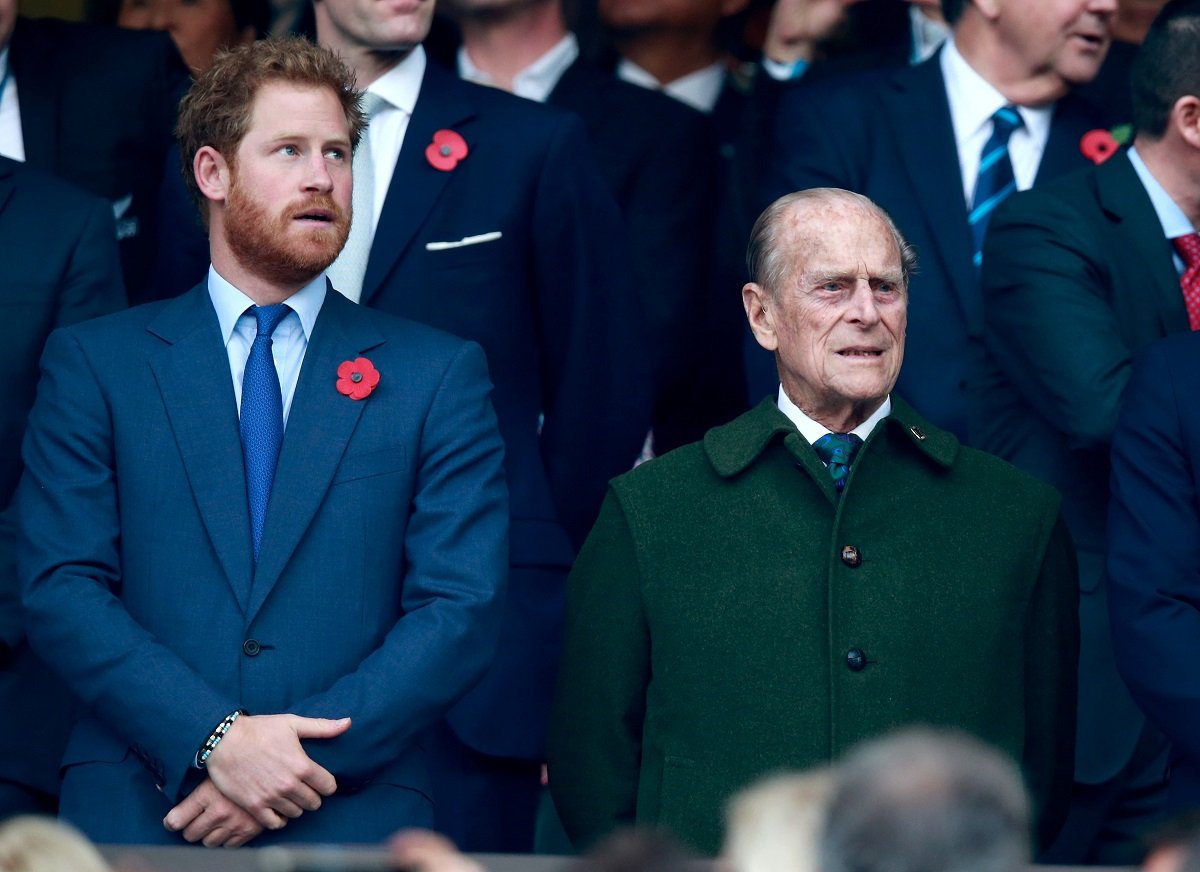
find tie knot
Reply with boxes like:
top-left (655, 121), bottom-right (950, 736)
top-left (991, 106), bottom-right (1023, 140)
top-left (813, 432), bottom-right (864, 467)
top-left (249, 304), bottom-right (291, 338)
top-left (1174, 233), bottom-right (1200, 268)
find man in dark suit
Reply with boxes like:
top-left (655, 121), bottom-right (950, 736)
top-left (763, 0), bottom-right (1117, 438)
top-left (308, 0), bottom-right (652, 851)
top-left (0, 158), bottom-right (126, 819)
top-left (0, 0), bottom-right (189, 303)
top-left (979, 0), bottom-right (1200, 860)
top-left (16, 38), bottom-right (508, 846)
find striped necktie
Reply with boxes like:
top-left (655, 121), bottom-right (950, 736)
top-left (970, 105), bottom-right (1023, 269)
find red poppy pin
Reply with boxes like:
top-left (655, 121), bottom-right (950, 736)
top-left (1080, 124), bottom-right (1132, 165)
top-left (425, 129), bottom-right (469, 172)
top-left (336, 357), bottom-right (380, 400)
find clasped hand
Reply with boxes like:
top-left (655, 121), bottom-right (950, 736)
top-left (163, 713), bottom-right (350, 847)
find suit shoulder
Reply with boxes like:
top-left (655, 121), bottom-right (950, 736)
top-left (14, 17), bottom-right (182, 70)
top-left (607, 441), bottom-right (714, 505)
top-left (333, 294), bottom-right (483, 361)
top-left (953, 444), bottom-right (1062, 512)
top-left (451, 73), bottom-right (581, 132)
top-left (1, 158), bottom-right (111, 215)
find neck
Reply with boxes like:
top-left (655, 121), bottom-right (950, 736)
top-left (784, 385), bottom-right (885, 434)
top-left (458, 0), bottom-right (567, 91)
top-left (612, 29), bottom-right (721, 85)
top-left (1136, 135), bottom-right (1200, 229)
top-left (209, 228), bottom-right (306, 306)
top-left (315, 16), bottom-right (413, 88)
top-left (953, 21), bottom-right (1068, 106)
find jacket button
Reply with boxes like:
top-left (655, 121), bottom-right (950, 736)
top-left (846, 648), bottom-right (867, 672)
top-left (841, 545), bottom-right (862, 568)
top-left (242, 639), bottom-right (261, 657)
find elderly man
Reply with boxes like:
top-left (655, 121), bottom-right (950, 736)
top-left (547, 188), bottom-right (1079, 856)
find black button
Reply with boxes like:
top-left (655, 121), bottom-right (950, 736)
top-left (841, 545), bottom-right (862, 568)
top-left (846, 648), bottom-right (867, 672)
top-left (242, 639), bottom-right (261, 657)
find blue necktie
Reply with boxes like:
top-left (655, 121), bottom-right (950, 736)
top-left (813, 433), bottom-right (864, 493)
top-left (240, 304), bottom-right (291, 562)
top-left (969, 106), bottom-right (1023, 269)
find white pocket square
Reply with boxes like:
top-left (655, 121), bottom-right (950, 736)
top-left (425, 231), bottom-right (503, 251)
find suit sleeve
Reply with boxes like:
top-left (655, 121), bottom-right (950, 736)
top-left (18, 329), bottom-right (240, 799)
top-left (0, 195), bottom-right (126, 650)
top-left (1022, 509), bottom-right (1080, 852)
top-left (288, 342), bottom-right (509, 782)
top-left (980, 192), bottom-right (1133, 449)
top-left (532, 116), bottom-right (653, 548)
top-left (548, 487), bottom-right (649, 850)
top-left (1107, 340), bottom-right (1200, 764)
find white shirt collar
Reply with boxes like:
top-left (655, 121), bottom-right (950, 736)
top-left (207, 264), bottom-right (326, 345)
top-left (776, 386), bottom-right (893, 446)
top-left (909, 5), bottom-right (949, 64)
top-left (365, 45), bottom-right (426, 117)
top-left (941, 37), bottom-right (1053, 150)
top-left (458, 33), bottom-right (578, 103)
top-left (1127, 146), bottom-right (1196, 240)
top-left (616, 56), bottom-right (726, 114)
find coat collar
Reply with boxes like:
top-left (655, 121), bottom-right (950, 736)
top-left (705, 395), bottom-right (958, 479)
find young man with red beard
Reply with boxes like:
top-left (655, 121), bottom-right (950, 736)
top-left (14, 37), bottom-right (509, 848)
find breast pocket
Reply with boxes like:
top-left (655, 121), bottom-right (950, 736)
top-left (332, 446), bottom-right (408, 485)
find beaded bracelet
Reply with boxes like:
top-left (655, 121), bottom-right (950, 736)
top-left (198, 709), bottom-right (247, 768)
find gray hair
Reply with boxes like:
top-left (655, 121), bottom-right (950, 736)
top-left (746, 188), bottom-right (918, 298)
top-left (820, 729), bottom-right (1031, 872)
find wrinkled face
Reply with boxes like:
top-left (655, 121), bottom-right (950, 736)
top-left (598, 0), bottom-right (730, 31)
top-left (314, 0), bottom-right (435, 56)
top-left (220, 82), bottom-right (352, 288)
top-left (0, 0), bottom-right (15, 51)
top-left (758, 202), bottom-right (907, 423)
top-left (118, 0), bottom-right (248, 73)
top-left (992, 0), bottom-right (1116, 89)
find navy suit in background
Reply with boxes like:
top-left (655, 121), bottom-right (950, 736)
top-left (0, 157), bottom-right (126, 817)
top-left (17, 286), bottom-right (509, 843)
top-left (763, 53), bottom-right (1106, 438)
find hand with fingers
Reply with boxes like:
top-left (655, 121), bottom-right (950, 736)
top-left (202, 713), bottom-right (351, 830)
top-left (164, 778), bottom-right (264, 847)
top-left (763, 0), bottom-right (864, 65)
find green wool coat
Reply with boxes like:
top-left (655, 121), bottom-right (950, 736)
top-left (548, 397), bottom-right (1079, 855)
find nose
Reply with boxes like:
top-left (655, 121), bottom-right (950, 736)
top-left (1088, 0), bottom-right (1117, 16)
top-left (303, 153), bottom-right (334, 193)
top-left (845, 280), bottom-right (881, 326)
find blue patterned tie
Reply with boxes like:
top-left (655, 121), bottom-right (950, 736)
top-left (813, 433), bottom-right (864, 493)
top-left (240, 304), bottom-right (291, 562)
top-left (970, 105), bottom-right (1023, 269)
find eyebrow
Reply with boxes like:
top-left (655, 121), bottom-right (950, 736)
top-left (807, 270), bottom-right (904, 285)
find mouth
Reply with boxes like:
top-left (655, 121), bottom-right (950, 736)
top-left (293, 208), bottom-right (334, 225)
top-left (836, 347), bottom-right (885, 358)
top-left (1070, 31), bottom-right (1108, 50)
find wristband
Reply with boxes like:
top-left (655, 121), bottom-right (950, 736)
top-left (197, 709), bottom-right (247, 768)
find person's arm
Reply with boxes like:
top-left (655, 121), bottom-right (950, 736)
top-left (981, 191), bottom-right (1133, 449)
top-left (1108, 339), bottom-right (1200, 763)
top-left (548, 488), bottom-right (650, 850)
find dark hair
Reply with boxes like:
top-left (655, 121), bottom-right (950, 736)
top-left (175, 36), bottom-right (366, 212)
top-left (941, 0), bottom-right (967, 26)
top-left (1131, 0), bottom-right (1200, 139)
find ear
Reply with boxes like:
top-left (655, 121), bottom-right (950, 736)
top-left (970, 0), bottom-right (1000, 21)
top-left (194, 145), bottom-right (231, 206)
top-left (1172, 95), bottom-right (1200, 150)
top-left (743, 282), bottom-right (779, 352)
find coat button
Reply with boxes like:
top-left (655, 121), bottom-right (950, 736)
top-left (846, 648), bottom-right (867, 672)
top-left (841, 545), bottom-right (862, 567)
top-left (242, 639), bottom-right (261, 657)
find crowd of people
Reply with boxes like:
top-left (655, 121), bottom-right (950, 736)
top-left (0, 0), bottom-right (1199, 865)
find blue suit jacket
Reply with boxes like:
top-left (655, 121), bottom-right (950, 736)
top-left (763, 53), bottom-right (1105, 439)
top-left (16, 285), bottom-right (508, 843)
top-left (358, 62), bottom-right (652, 759)
top-left (1108, 333), bottom-right (1200, 813)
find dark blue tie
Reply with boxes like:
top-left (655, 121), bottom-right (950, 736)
top-left (240, 304), bottom-right (291, 562)
top-left (813, 433), bottom-right (864, 493)
top-left (969, 105), bottom-right (1023, 269)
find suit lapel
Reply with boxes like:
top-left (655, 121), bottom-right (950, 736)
top-left (882, 59), bottom-right (976, 325)
top-left (1098, 152), bottom-right (1189, 336)
top-left (246, 289), bottom-right (385, 621)
top-left (9, 19), bottom-right (59, 173)
top-left (360, 62), bottom-right (476, 305)
top-left (148, 285), bottom-right (254, 611)
top-left (0, 161), bottom-right (15, 215)
top-left (1035, 94), bottom-right (1096, 185)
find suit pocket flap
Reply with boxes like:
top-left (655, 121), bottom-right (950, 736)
top-left (333, 447), bottom-right (408, 484)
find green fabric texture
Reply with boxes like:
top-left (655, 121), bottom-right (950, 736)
top-left (548, 397), bottom-right (1079, 855)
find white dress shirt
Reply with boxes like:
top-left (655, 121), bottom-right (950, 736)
top-left (458, 33), bottom-right (579, 103)
top-left (1128, 146), bottom-right (1196, 276)
top-left (617, 56), bottom-right (726, 114)
top-left (940, 38), bottom-right (1053, 207)
top-left (0, 47), bottom-right (25, 162)
top-left (207, 266), bottom-right (326, 425)
top-left (910, 6), bottom-right (949, 64)
top-left (358, 46), bottom-right (426, 234)
top-left (777, 386), bottom-right (892, 449)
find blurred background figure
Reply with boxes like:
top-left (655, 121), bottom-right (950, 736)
top-left (722, 770), bottom-right (833, 872)
top-left (93, 0), bottom-right (267, 72)
top-left (820, 729), bottom-right (1031, 872)
top-left (0, 816), bottom-right (112, 872)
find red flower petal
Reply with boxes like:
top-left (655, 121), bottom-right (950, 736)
top-left (425, 130), bottom-right (469, 171)
top-left (1080, 129), bottom-right (1119, 165)
top-left (335, 358), bottom-right (381, 400)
